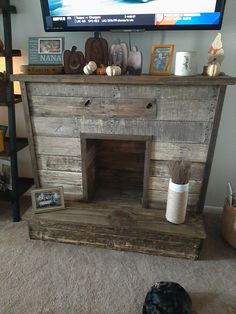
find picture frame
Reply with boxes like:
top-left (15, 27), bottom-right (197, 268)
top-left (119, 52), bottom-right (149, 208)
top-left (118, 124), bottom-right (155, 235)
top-left (28, 37), bottom-right (64, 65)
top-left (0, 158), bottom-right (12, 190)
top-left (31, 186), bottom-right (65, 213)
top-left (0, 125), bottom-right (8, 138)
top-left (38, 38), bottom-right (63, 54)
top-left (149, 44), bottom-right (174, 76)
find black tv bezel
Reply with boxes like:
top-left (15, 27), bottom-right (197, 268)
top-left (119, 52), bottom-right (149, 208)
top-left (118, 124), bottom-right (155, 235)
top-left (40, 0), bottom-right (226, 32)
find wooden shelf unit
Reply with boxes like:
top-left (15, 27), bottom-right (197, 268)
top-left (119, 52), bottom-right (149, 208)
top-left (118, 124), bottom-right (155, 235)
top-left (0, 1), bottom-right (33, 221)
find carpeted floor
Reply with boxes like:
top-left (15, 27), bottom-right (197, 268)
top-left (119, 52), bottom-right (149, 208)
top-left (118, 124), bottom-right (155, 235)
top-left (0, 203), bottom-right (235, 314)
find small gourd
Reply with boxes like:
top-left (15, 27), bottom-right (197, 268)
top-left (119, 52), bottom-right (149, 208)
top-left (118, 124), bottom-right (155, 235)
top-left (83, 61), bottom-right (97, 75)
top-left (206, 61), bottom-right (221, 77)
top-left (96, 64), bottom-right (107, 75)
top-left (106, 65), bottom-right (122, 76)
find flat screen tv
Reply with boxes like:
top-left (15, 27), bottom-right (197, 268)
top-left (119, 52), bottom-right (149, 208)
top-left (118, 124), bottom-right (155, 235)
top-left (40, 0), bottom-right (226, 32)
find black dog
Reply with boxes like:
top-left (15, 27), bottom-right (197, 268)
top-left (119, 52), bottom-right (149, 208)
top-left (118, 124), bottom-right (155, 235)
top-left (142, 281), bottom-right (192, 314)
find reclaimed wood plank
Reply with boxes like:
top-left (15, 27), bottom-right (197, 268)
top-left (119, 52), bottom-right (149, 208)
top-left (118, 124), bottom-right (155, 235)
top-left (27, 204), bottom-right (205, 239)
top-left (157, 99), bottom-right (217, 121)
top-left (149, 177), bottom-right (202, 194)
top-left (37, 155), bottom-right (81, 172)
top-left (27, 83), bottom-right (161, 99)
top-left (28, 224), bottom-right (201, 259)
top-left (150, 160), bottom-right (205, 181)
top-left (12, 74), bottom-right (236, 86)
top-left (31, 117), bottom-right (211, 143)
top-left (148, 189), bottom-right (199, 207)
top-left (29, 95), bottom-right (157, 119)
top-left (151, 142), bottom-right (208, 162)
top-left (35, 136), bottom-right (81, 156)
top-left (39, 170), bottom-right (82, 186)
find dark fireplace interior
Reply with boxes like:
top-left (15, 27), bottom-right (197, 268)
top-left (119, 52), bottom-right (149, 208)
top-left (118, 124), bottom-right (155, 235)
top-left (81, 136), bottom-right (150, 206)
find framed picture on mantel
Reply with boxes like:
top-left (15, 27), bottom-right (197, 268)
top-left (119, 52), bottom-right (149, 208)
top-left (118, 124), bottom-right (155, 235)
top-left (149, 44), bottom-right (174, 76)
top-left (28, 37), bottom-right (64, 65)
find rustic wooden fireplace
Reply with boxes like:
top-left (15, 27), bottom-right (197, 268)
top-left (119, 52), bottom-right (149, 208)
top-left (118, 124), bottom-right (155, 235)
top-left (13, 74), bottom-right (236, 259)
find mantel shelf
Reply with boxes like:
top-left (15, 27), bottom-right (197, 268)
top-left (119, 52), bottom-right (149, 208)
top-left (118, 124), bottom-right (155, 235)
top-left (12, 74), bottom-right (236, 86)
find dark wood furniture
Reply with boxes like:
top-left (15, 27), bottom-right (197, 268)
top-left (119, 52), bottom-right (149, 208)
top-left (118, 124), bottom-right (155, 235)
top-left (0, 0), bottom-right (33, 221)
top-left (12, 74), bottom-right (236, 258)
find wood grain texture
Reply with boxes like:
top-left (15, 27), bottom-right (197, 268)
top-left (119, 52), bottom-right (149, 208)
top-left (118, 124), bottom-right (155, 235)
top-left (29, 95), bottom-right (157, 119)
top-left (35, 136), bottom-right (81, 156)
top-left (15, 76), bottom-right (234, 216)
top-left (12, 74), bottom-right (236, 86)
top-left (24, 203), bottom-right (206, 259)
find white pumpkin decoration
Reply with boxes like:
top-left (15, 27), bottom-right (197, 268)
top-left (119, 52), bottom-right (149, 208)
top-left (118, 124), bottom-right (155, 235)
top-left (83, 61), bottom-right (97, 75)
top-left (109, 42), bottom-right (128, 74)
top-left (206, 61), bottom-right (221, 77)
top-left (106, 65), bottom-right (122, 76)
top-left (127, 46), bottom-right (142, 75)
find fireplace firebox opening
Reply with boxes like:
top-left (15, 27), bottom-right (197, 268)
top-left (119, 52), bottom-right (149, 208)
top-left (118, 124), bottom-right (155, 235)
top-left (80, 134), bottom-right (152, 207)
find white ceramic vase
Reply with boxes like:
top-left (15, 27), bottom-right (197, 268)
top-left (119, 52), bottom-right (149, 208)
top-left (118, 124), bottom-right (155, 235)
top-left (166, 179), bottom-right (189, 224)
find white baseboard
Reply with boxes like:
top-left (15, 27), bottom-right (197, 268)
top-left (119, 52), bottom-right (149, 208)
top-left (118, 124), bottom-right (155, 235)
top-left (204, 205), bottom-right (223, 214)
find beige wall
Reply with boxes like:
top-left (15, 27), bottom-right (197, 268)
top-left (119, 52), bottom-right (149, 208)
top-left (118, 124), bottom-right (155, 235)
top-left (0, 0), bottom-right (235, 207)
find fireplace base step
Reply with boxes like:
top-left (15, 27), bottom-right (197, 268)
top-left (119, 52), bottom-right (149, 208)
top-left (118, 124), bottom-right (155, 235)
top-left (23, 202), bottom-right (206, 260)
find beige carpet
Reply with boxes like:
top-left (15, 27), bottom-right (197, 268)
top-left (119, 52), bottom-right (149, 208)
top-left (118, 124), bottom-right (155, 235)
top-left (0, 205), bottom-right (235, 314)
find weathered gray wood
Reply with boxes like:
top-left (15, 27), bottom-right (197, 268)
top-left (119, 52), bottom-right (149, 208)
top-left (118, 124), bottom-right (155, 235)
top-left (151, 142), bottom-right (208, 162)
top-left (149, 177), bottom-right (202, 194)
top-left (23, 203), bottom-right (206, 259)
top-left (160, 86), bottom-right (219, 100)
top-left (35, 136), bottom-right (81, 156)
top-left (12, 74), bottom-right (236, 86)
top-left (157, 99), bottom-right (217, 121)
top-left (31, 117), bottom-right (211, 143)
top-left (13, 74), bottom-right (236, 258)
top-left (148, 189), bottom-right (199, 208)
top-left (29, 95), bottom-right (157, 119)
top-left (39, 170), bottom-right (82, 186)
top-left (150, 160), bottom-right (205, 181)
top-left (27, 83), bottom-right (161, 99)
top-left (20, 82), bottom-right (40, 187)
top-left (37, 155), bottom-right (81, 172)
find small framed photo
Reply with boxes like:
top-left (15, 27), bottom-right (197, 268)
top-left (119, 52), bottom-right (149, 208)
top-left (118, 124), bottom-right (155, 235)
top-left (149, 44), bottom-right (174, 76)
top-left (38, 38), bottom-right (63, 54)
top-left (0, 158), bottom-right (12, 190)
top-left (31, 186), bottom-right (65, 213)
top-left (0, 125), bottom-right (8, 138)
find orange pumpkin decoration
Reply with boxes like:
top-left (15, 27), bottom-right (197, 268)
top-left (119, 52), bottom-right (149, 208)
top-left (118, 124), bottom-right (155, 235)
top-left (63, 46), bottom-right (85, 74)
top-left (96, 64), bottom-right (107, 75)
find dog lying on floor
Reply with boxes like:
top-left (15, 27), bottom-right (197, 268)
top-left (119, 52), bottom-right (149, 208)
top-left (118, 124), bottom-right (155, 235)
top-left (142, 281), bottom-right (192, 314)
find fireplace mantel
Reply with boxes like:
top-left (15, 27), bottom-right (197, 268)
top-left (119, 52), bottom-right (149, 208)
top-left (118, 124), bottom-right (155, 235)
top-left (13, 74), bottom-right (236, 259)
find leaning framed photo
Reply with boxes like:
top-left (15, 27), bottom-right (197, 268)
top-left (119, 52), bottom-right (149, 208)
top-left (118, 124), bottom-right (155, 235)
top-left (31, 186), bottom-right (65, 213)
top-left (149, 44), bottom-right (174, 76)
top-left (28, 37), bottom-right (64, 65)
top-left (0, 158), bottom-right (12, 190)
top-left (0, 125), bottom-right (8, 138)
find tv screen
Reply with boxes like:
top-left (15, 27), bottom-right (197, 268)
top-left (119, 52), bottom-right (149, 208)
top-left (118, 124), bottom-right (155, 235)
top-left (40, 0), bottom-right (226, 32)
